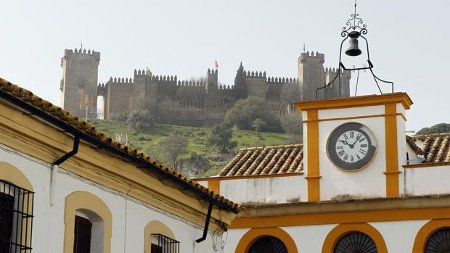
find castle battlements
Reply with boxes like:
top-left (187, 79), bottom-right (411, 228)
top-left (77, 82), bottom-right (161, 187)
top-left (108, 77), bottom-right (134, 85)
top-left (324, 67), bottom-right (351, 76)
top-left (298, 51), bottom-right (325, 63)
top-left (267, 77), bottom-right (298, 84)
top-left (150, 75), bottom-right (177, 82)
top-left (64, 48), bottom-right (100, 60)
top-left (243, 71), bottom-right (266, 78)
top-left (177, 80), bottom-right (205, 87)
top-left (207, 69), bottom-right (218, 75)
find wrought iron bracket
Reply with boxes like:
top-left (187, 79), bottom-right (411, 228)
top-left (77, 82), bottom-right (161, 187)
top-left (196, 200), bottom-right (214, 243)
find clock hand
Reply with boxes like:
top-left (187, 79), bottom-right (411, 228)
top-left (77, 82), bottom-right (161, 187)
top-left (339, 140), bottom-right (350, 146)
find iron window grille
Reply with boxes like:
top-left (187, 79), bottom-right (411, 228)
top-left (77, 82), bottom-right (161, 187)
top-left (0, 180), bottom-right (34, 253)
top-left (425, 228), bottom-right (450, 253)
top-left (151, 233), bottom-right (180, 253)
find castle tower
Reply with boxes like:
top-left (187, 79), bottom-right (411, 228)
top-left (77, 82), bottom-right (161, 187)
top-left (298, 51), bottom-right (326, 101)
top-left (206, 68), bottom-right (218, 94)
top-left (60, 48), bottom-right (100, 119)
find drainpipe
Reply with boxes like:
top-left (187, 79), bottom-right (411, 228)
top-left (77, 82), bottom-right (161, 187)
top-left (49, 136), bottom-right (80, 206)
top-left (196, 200), bottom-right (214, 243)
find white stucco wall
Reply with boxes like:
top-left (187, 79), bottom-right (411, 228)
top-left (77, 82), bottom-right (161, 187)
top-left (225, 220), bottom-right (430, 252)
top-left (219, 176), bottom-right (306, 204)
top-left (404, 165), bottom-right (450, 196)
top-left (0, 144), bottom-right (222, 253)
top-left (318, 105), bottom-right (388, 200)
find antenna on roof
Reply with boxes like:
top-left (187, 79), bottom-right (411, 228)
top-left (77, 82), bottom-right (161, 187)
top-left (303, 43), bottom-right (306, 52)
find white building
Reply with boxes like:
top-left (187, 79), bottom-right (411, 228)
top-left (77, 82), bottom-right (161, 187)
top-left (0, 77), bottom-right (239, 253)
top-left (196, 92), bottom-right (450, 253)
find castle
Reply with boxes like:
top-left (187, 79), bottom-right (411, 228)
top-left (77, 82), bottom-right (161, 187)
top-left (60, 48), bottom-right (351, 126)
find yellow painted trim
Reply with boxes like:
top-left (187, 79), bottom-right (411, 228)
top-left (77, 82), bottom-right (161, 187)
top-left (412, 219), bottom-right (450, 253)
top-left (306, 110), bottom-right (320, 202)
top-left (0, 101), bottom-right (236, 227)
top-left (144, 221), bottom-right (175, 253)
top-left (322, 223), bottom-right (387, 253)
top-left (385, 103), bottom-right (399, 197)
top-left (229, 206), bottom-right (450, 229)
top-left (295, 92), bottom-right (413, 112)
top-left (64, 191), bottom-right (112, 253)
top-left (193, 172), bottom-right (304, 182)
top-left (235, 227), bottom-right (298, 253)
top-left (0, 162), bottom-right (33, 191)
top-left (303, 112), bottom-right (407, 123)
top-left (207, 178), bottom-right (220, 194)
top-left (404, 162), bottom-right (450, 169)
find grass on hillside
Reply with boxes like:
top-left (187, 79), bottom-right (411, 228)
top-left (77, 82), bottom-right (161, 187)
top-left (90, 120), bottom-right (296, 176)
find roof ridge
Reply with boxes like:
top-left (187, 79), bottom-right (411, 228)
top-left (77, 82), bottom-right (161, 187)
top-left (239, 143), bottom-right (303, 151)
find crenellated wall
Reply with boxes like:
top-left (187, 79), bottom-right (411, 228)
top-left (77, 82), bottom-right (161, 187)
top-left (61, 49), bottom-right (350, 126)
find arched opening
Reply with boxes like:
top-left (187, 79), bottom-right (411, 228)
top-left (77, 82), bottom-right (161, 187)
top-left (144, 220), bottom-right (178, 253)
top-left (96, 96), bottom-right (105, 120)
top-left (425, 228), bottom-right (450, 252)
top-left (64, 191), bottom-right (112, 253)
top-left (413, 219), bottom-right (450, 252)
top-left (0, 162), bottom-right (34, 252)
top-left (322, 223), bottom-right (387, 253)
top-left (235, 227), bottom-right (298, 253)
top-left (333, 232), bottom-right (377, 253)
top-left (248, 236), bottom-right (288, 253)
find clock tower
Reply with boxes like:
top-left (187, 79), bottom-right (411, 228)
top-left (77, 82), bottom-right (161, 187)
top-left (295, 92), bottom-right (413, 202)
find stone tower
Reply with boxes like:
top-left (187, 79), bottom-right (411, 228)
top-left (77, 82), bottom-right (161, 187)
top-left (60, 48), bottom-right (100, 119)
top-left (298, 51), bottom-right (326, 101)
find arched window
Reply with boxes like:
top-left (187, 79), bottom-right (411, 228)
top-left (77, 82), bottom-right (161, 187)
top-left (0, 179), bottom-right (34, 253)
top-left (333, 232), bottom-right (377, 253)
top-left (248, 236), bottom-right (288, 253)
top-left (425, 228), bottom-right (450, 253)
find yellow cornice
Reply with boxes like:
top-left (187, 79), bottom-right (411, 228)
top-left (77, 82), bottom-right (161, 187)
top-left (0, 100), bottom-right (236, 228)
top-left (295, 92), bottom-right (413, 112)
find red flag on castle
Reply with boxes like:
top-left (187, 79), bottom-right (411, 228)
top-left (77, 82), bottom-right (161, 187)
top-left (214, 60), bottom-right (219, 69)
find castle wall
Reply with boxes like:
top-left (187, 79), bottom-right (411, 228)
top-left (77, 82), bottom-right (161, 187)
top-left (61, 49), bottom-right (350, 126)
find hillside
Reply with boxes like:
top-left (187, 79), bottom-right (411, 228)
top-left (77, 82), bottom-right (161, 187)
top-left (90, 120), bottom-right (296, 177)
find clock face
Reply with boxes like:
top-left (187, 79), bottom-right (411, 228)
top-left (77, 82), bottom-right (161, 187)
top-left (327, 122), bottom-right (377, 171)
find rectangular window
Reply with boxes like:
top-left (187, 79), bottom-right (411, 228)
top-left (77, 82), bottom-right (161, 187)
top-left (73, 216), bottom-right (92, 253)
top-left (0, 180), bottom-right (34, 253)
top-left (151, 234), bottom-right (180, 253)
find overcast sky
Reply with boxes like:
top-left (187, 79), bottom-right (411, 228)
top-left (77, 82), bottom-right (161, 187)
top-left (1, 0), bottom-right (449, 131)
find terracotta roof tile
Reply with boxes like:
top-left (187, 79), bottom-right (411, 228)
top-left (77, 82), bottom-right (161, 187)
top-left (0, 78), bottom-right (239, 212)
top-left (408, 133), bottom-right (450, 163)
top-left (220, 144), bottom-right (303, 177)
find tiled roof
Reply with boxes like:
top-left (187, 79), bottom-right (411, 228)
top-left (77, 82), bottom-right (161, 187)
top-left (220, 144), bottom-right (303, 177)
top-left (0, 77), bottom-right (239, 212)
top-left (219, 133), bottom-right (450, 177)
top-left (408, 133), bottom-right (450, 163)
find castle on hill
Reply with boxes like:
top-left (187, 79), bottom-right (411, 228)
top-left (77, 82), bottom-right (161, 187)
top-left (60, 48), bottom-right (351, 126)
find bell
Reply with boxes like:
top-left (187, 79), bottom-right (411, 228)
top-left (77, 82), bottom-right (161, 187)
top-left (345, 31), bottom-right (362, 57)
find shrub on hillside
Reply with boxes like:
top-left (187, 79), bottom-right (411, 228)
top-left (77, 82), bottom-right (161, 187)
top-left (224, 96), bottom-right (282, 132)
top-left (417, 123), bottom-right (450, 135)
top-left (126, 110), bottom-right (155, 131)
top-left (207, 123), bottom-right (237, 153)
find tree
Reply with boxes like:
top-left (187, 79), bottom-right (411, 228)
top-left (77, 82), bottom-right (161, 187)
top-left (233, 62), bottom-right (247, 99)
top-left (417, 123), bottom-right (450, 135)
top-left (126, 110), bottom-right (155, 131)
top-left (280, 113), bottom-right (303, 143)
top-left (185, 153), bottom-right (211, 175)
top-left (224, 96), bottom-right (282, 132)
top-left (252, 118), bottom-right (265, 136)
top-left (207, 123), bottom-right (237, 153)
top-left (157, 135), bottom-right (188, 171)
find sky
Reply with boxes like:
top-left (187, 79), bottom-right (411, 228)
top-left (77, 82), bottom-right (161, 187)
top-left (0, 0), bottom-right (449, 132)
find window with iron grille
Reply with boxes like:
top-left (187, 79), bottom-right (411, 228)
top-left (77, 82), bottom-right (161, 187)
top-left (0, 180), bottom-right (34, 253)
top-left (151, 234), bottom-right (180, 253)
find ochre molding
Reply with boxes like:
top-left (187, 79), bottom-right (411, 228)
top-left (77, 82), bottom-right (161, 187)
top-left (229, 206), bottom-right (450, 229)
top-left (322, 223), bottom-right (387, 253)
top-left (412, 219), bottom-right (450, 253)
top-left (0, 101), bottom-right (236, 228)
top-left (404, 162), bottom-right (450, 169)
top-left (0, 161), bottom-right (33, 191)
top-left (306, 110), bottom-right (320, 202)
top-left (64, 191), bottom-right (112, 253)
top-left (385, 103), bottom-right (400, 197)
top-left (144, 221), bottom-right (176, 253)
top-left (235, 227), bottom-right (298, 253)
top-left (295, 92), bottom-right (413, 112)
top-left (302, 112), bottom-right (407, 123)
top-left (207, 179), bottom-right (220, 194)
